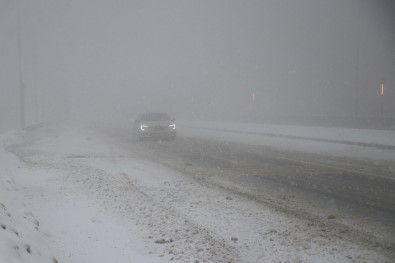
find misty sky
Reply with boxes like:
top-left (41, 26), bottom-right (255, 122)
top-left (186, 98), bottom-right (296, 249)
top-left (1, 0), bottom-right (394, 130)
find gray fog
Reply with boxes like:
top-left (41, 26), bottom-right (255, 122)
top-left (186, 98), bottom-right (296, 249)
top-left (1, 0), bottom-right (394, 131)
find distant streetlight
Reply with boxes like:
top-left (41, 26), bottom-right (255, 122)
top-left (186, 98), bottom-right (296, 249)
top-left (249, 92), bottom-right (257, 122)
top-left (380, 82), bottom-right (384, 96)
top-left (380, 82), bottom-right (384, 118)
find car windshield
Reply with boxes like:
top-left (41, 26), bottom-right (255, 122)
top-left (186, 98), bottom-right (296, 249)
top-left (141, 113), bottom-right (170, 121)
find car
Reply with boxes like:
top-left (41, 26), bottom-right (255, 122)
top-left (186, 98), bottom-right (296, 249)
top-left (133, 112), bottom-right (176, 140)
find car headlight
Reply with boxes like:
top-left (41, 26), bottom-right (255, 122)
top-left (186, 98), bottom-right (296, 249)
top-left (140, 124), bottom-right (148, 131)
top-left (169, 124), bottom-right (176, 130)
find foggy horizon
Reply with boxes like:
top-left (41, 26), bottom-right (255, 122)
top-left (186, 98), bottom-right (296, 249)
top-left (1, 0), bottom-right (394, 131)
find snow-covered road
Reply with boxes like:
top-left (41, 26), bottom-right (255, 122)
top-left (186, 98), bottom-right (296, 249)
top-left (1, 124), bottom-right (394, 262)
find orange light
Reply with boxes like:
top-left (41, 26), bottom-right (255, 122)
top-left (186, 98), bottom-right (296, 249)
top-left (380, 83), bottom-right (384, 96)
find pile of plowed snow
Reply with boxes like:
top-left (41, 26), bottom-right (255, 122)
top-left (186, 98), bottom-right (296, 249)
top-left (0, 146), bottom-right (59, 263)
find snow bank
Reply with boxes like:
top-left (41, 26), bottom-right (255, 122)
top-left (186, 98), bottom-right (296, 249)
top-left (177, 120), bottom-right (395, 160)
top-left (0, 128), bottom-right (163, 263)
top-left (178, 120), bottom-right (395, 146)
top-left (0, 147), bottom-right (59, 263)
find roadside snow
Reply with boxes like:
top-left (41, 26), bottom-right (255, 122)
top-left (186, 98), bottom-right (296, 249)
top-left (177, 121), bottom-right (395, 146)
top-left (0, 148), bottom-right (58, 263)
top-left (177, 120), bottom-right (395, 161)
top-left (1, 124), bottom-right (394, 262)
top-left (0, 128), bottom-right (167, 263)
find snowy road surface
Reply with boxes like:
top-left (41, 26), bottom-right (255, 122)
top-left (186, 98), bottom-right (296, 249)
top-left (1, 123), bottom-right (394, 262)
top-left (113, 125), bottom-right (395, 229)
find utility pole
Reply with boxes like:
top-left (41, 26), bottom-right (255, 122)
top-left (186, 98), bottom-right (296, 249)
top-left (17, 0), bottom-right (25, 128)
top-left (354, 0), bottom-right (361, 119)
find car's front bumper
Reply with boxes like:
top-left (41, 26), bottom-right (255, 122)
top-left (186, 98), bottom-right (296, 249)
top-left (138, 127), bottom-right (176, 139)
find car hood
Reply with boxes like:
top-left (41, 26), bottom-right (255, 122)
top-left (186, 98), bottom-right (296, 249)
top-left (141, 120), bottom-right (174, 126)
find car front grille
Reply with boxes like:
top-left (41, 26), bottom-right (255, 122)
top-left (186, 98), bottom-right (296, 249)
top-left (152, 126), bottom-right (167, 131)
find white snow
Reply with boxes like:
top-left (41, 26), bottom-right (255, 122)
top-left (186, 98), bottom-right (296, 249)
top-left (177, 120), bottom-right (395, 161)
top-left (0, 127), bottom-right (164, 263)
top-left (0, 122), bottom-right (394, 262)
